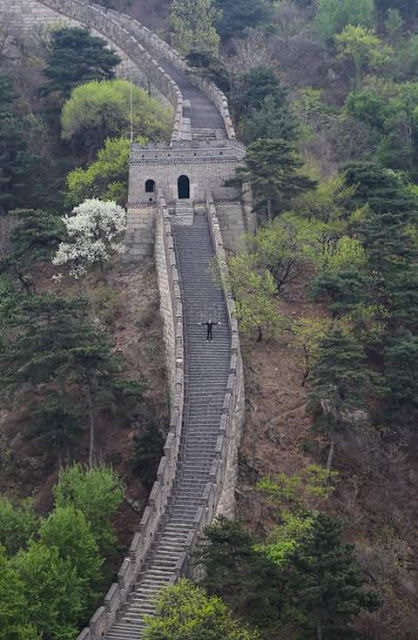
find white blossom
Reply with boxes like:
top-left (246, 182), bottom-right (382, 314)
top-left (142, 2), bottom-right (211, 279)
top-left (53, 198), bottom-right (127, 278)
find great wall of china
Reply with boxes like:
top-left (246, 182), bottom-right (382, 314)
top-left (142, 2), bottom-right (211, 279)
top-left (0, 1), bottom-right (251, 637)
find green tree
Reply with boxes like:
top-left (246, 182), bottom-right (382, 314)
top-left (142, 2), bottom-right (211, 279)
top-left (133, 423), bottom-right (164, 490)
top-left (0, 498), bottom-right (39, 557)
top-left (66, 137), bottom-right (130, 208)
top-left (0, 294), bottom-right (137, 466)
top-left (384, 8), bottom-right (405, 44)
top-left (11, 541), bottom-right (84, 640)
top-left (39, 505), bottom-right (103, 604)
top-left (246, 94), bottom-right (297, 144)
top-left (214, 0), bottom-right (272, 41)
top-left (285, 513), bottom-right (380, 639)
top-left (341, 161), bottom-right (417, 214)
top-left (143, 578), bottom-right (259, 640)
top-left (0, 74), bottom-right (36, 214)
top-left (43, 27), bottom-right (120, 99)
top-left (170, 0), bottom-right (221, 55)
top-left (226, 253), bottom-right (283, 341)
top-left (196, 518), bottom-right (285, 634)
top-left (61, 79), bottom-right (172, 154)
top-left (231, 67), bottom-right (296, 143)
top-left (0, 547), bottom-right (41, 640)
top-left (232, 139), bottom-right (316, 219)
top-left (0, 209), bottom-right (64, 292)
top-left (384, 333), bottom-right (418, 425)
top-left (336, 26), bottom-right (392, 91)
top-left (307, 326), bottom-right (379, 469)
top-left (247, 215), bottom-right (312, 291)
top-left (54, 464), bottom-right (123, 555)
top-left (315, 0), bottom-right (376, 42)
top-left (24, 390), bottom-right (83, 463)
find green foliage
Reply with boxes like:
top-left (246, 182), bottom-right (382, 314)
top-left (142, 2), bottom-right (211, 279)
top-left (335, 26), bottom-right (392, 90)
top-left (246, 215), bottom-right (311, 290)
top-left (246, 94), bottom-right (297, 145)
top-left (0, 293), bottom-right (143, 464)
top-left (307, 326), bottom-right (380, 468)
top-left (285, 513), bottom-right (381, 638)
top-left (384, 8), bottom-right (405, 43)
top-left (315, 0), bottom-right (376, 42)
top-left (0, 547), bottom-right (41, 640)
top-left (196, 518), bottom-right (284, 635)
top-left (43, 27), bottom-right (120, 99)
top-left (186, 50), bottom-right (231, 93)
top-left (309, 269), bottom-right (373, 317)
top-left (143, 578), bottom-right (259, 640)
top-left (11, 541), bottom-right (85, 640)
top-left (66, 137), bottom-right (130, 207)
top-left (0, 499), bottom-right (39, 557)
top-left (231, 67), bottom-right (297, 144)
top-left (0, 74), bottom-right (37, 214)
top-left (0, 209), bottom-right (64, 291)
top-left (214, 0), bottom-right (272, 41)
top-left (226, 253), bottom-right (283, 341)
top-left (39, 505), bottom-right (103, 604)
top-left (170, 0), bottom-right (221, 55)
top-left (232, 139), bottom-right (316, 219)
top-left (384, 333), bottom-right (418, 425)
top-left (257, 465), bottom-right (336, 515)
top-left (54, 464), bottom-right (123, 555)
top-left (61, 79), bottom-right (172, 153)
top-left (133, 423), bottom-right (164, 490)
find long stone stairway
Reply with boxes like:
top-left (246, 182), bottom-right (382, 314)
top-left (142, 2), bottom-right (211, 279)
top-left (103, 212), bottom-right (231, 639)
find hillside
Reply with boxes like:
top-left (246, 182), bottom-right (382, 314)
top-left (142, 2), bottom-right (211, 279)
top-left (0, 0), bottom-right (418, 639)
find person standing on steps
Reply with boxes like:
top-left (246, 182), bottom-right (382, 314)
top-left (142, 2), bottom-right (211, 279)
top-left (198, 319), bottom-right (221, 341)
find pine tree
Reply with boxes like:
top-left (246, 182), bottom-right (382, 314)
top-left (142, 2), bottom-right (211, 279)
top-left (0, 75), bottom-right (36, 214)
top-left (307, 326), bottom-right (378, 469)
top-left (285, 514), bottom-right (381, 640)
top-left (43, 27), bottom-right (120, 99)
top-left (232, 139), bottom-right (316, 219)
top-left (196, 517), bottom-right (285, 634)
top-left (170, 0), bottom-right (221, 55)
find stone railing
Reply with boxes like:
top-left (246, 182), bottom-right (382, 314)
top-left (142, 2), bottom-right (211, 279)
top-left (37, 0), bottom-right (183, 142)
top-left (205, 193), bottom-right (245, 516)
top-left (76, 194), bottom-right (184, 640)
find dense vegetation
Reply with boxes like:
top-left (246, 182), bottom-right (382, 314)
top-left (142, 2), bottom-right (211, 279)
top-left (1, 0), bottom-right (418, 638)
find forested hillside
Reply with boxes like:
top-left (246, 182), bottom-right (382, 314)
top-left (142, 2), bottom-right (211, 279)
top-left (0, 0), bottom-right (418, 638)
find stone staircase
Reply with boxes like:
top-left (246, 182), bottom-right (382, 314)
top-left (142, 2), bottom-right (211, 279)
top-left (103, 212), bottom-right (231, 639)
top-left (192, 127), bottom-right (218, 141)
top-left (173, 201), bottom-right (194, 226)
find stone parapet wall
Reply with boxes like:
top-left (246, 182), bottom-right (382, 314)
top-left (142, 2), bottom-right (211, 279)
top-left (205, 194), bottom-right (245, 516)
top-left (76, 194), bottom-right (185, 640)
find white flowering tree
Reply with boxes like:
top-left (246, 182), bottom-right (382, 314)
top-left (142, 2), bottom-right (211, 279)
top-left (53, 198), bottom-right (127, 278)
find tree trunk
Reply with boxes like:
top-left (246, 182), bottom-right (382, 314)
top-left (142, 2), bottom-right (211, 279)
top-left (86, 384), bottom-right (95, 468)
top-left (267, 197), bottom-right (272, 222)
top-left (326, 432), bottom-right (335, 472)
top-left (316, 622), bottom-right (323, 640)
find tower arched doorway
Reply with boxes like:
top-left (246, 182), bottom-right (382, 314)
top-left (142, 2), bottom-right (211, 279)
top-left (178, 175), bottom-right (190, 199)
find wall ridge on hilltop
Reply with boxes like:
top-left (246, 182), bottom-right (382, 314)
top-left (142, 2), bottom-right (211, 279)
top-left (1, 3), bottom-right (247, 637)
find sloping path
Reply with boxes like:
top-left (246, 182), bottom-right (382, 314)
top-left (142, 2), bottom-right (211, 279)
top-left (104, 212), bottom-right (231, 639)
